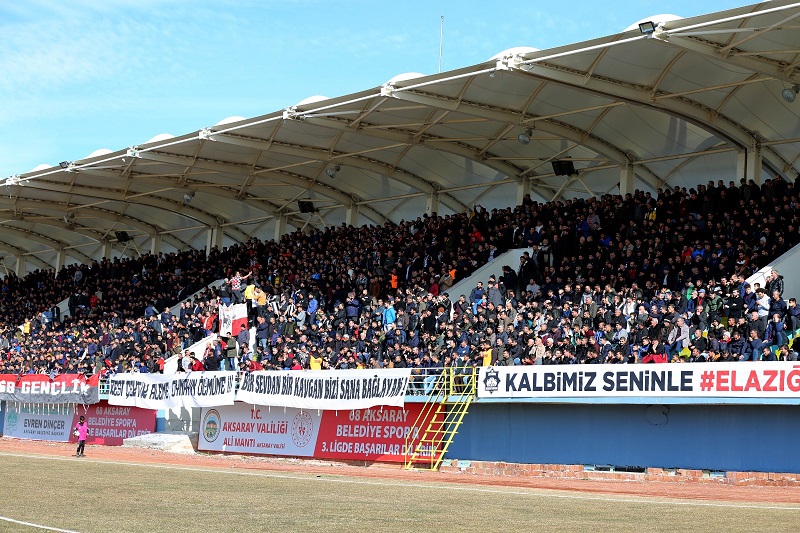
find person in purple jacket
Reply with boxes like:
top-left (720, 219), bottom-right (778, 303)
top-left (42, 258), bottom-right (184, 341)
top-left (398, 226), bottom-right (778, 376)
top-left (74, 416), bottom-right (89, 457)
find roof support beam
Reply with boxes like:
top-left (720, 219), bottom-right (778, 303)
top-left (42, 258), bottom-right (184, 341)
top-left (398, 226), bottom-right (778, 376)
top-left (39, 167), bottom-right (250, 244)
top-left (90, 167), bottom-right (310, 231)
top-left (0, 241), bottom-right (51, 272)
top-left (346, 203), bottom-right (359, 227)
top-left (54, 247), bottom-right (66, 273)
top-left (747, 140), bottom-right (763, 184)
top-left (273, 215), bottom-right (287, 242)
top-left (14, 175), bottom-right (205, 228)
top-left (15, 254), bottom-right (26, 276)
top-left (139, 149), bottom-right (387, 226)
top-left (300, 116), bottom-right (525, 179)
top-left (0, 197), bottom-right (191, 258)
top-left (517, 177), bottom-right (532, 205)
top-left (426, 192), bottom-right (439, 215)
top-left (719, 9), bottom-right (800, 57)
top-left (505, 62), bottom-right (798, 183)
top-left (209, 132), bottom-right (469, 214)
top-left (299, 114), bottom-right (557, 203)
top-left (510, 64), bottom-right (747, 149)
top-left (387, 87), bottom-right (664, 192)
top-left (0, 223), bottom-right (91, 264)
top-left (656, 34), bottom-right (800, 84)
top-left (620, 159), bottom-right (635, 197)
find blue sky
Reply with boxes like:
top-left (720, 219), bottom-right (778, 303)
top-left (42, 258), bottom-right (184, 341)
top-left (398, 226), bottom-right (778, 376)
top-left (0, 0), bottom-right (749, 177)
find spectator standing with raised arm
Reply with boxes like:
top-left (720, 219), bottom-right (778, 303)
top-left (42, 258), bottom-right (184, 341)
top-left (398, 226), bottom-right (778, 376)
top-left (229, 270), bottom-right (252, 304)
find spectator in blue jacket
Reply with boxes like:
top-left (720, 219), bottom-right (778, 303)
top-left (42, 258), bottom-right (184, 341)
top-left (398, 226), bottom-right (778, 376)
top-left (741, 329), bottom-right (764, 361)
top-left (765, 313), bottom-right (788, 347)
top-left (344, 292), bottom-right (361, 319)
top-left (469, 282), bottom-right (486, 314)
top-left (728, 330), bottom-right (746, 359)
top-left (381, 300), bottom-right (397, 332)
top-left (788, 298), bottom-right (800, 333)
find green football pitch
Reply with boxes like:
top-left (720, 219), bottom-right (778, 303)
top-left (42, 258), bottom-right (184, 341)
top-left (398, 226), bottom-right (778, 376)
top-left (0, 452), bottom-right (797, 532)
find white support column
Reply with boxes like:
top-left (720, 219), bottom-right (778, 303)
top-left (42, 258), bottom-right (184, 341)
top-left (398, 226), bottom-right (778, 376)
top-left (746, 141), bottom-right (763, 185)
top-left (54, 247), bottom-right (66, 277)
top-left (101, 240), bottom-right (112, 259)
top-left (426, 192), bottom-right (439, 215)
top-left (735, 150), bottom-right (747, 185)
top-left (274, 215), bottom-right (287, 241)
top-left (150, 234), bottom-right (162, 256)
top-left (619, 159), bottom-right (635, 197)
top-left (15, 254), bottom-right (26, 276)
top-left (205, 226), bottom-right (222, 256)
top-left (516, 178), bottom-right (532, 205)
top-left (345, 203), bottom-right (359, 227)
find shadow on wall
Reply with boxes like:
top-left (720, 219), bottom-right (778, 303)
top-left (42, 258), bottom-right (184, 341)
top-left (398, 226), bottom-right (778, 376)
top-left (164, 406), bottom-right (201, 433)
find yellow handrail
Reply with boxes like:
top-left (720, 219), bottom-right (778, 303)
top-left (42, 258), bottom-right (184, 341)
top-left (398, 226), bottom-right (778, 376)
top-left (404, 367), bottom-right (476, 470)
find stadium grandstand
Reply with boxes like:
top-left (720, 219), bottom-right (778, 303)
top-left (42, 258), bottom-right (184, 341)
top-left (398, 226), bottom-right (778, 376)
top-left (1, 0), bottom-right (799, 379)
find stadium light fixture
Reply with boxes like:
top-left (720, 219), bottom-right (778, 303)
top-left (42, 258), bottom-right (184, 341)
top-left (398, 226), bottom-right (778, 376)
top-left (183, 191), bottom-right (195, 204)
top-left (325, 164), bottom-right (341, 179)
top-left (59, 161), bottom-right (71, 169)
top-left (782, 85), bottom-right (799, 103)
top-left (638, 21), bottom-right (657, 35)
top-left (517, 129), bottom-right (532, 146)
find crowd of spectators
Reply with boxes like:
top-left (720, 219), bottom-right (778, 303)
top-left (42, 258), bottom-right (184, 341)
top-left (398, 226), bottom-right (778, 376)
top-left (1, 176), bottom-right (799, 378)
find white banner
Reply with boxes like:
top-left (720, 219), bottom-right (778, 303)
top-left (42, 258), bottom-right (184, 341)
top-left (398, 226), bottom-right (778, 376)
top-left (2, 403), bottom-right (74, 442)
top-left (236, 369), bottom-right (411, 410)
top-left (108, 372), bottom-right (237, 409)
top-left (478, 362), bottom-right (800, 399)
top-left (198, 404), bottom-right (320, 456)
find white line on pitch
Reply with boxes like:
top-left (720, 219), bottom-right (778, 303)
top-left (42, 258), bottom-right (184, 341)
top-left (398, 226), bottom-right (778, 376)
top-left (2, 451), bottom-right (800, 511)
top-left (0, 515), bottom-right (81, 533)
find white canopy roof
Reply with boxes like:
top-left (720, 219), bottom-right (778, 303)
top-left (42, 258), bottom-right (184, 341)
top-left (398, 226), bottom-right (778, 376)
top-left (2, 0), bottom-right (799, 272)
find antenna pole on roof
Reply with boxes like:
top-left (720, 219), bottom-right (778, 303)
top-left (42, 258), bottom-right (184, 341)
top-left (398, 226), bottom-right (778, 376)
top-left (439, 15), bottom-right (444, 73)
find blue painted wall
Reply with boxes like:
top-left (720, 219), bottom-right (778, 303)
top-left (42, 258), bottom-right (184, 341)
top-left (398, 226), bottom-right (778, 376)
top-left (156, 410), bottom-right (167, 432)
top-left (449, 403), bottom-right (800, 473)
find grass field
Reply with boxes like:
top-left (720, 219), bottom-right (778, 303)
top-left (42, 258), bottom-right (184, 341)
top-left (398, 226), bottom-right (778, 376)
top-left (0, 452), bottom-right (798, 533)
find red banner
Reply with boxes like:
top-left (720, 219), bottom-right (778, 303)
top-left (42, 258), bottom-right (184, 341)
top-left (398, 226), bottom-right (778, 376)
top-left (313, 404), bottom-right (441, 463)
top-left (67, 401), bottom-right (157, 446)
top-left (0, 373), bottom-right (100, 404)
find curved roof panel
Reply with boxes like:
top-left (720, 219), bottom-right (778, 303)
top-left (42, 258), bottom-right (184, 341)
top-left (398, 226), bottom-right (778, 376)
top-left (1, 1), bottom-right (799, 272)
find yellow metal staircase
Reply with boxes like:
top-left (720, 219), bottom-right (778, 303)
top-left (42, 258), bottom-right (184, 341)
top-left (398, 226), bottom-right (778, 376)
top-left (403, 367), bottom-right (476, 471)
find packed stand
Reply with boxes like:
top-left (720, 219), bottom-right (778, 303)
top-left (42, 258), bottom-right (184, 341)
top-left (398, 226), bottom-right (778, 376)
top-left (1, 176), bottom-right (799, 377)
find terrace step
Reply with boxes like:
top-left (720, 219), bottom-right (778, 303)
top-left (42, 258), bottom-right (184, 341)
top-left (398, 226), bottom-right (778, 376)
top-left (123, 432), bottom-right (198, 454)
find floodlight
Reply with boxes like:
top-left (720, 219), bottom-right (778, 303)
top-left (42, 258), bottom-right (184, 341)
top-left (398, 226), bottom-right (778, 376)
top-left (782, 85), bottom-right (799, 103)
top-left (517, 129), bottom-right (532, 146)
top-left (638, 21), bottom-right (657, 35)
top-left (59, 161), bottom-right (71, 169)
top-left (326, 164), bottom-right (341, 179)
